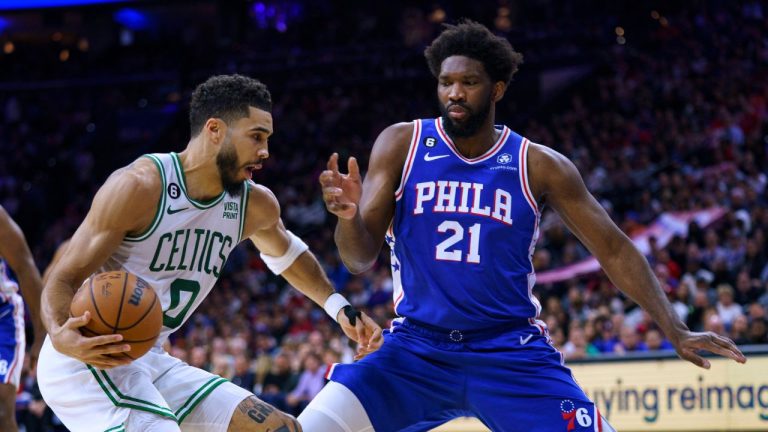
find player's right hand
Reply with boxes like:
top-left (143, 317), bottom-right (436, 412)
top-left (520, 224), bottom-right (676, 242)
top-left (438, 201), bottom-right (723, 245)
top-left (336, 307), bottom-right (384, 361)
top-left (320, 153), bottom-right (362, 220)
top-left (49, 311), bottom-right (133, 369)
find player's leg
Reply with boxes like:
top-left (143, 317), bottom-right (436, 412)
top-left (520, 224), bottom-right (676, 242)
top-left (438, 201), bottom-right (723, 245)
top-left (0, 383), bottom-right (18, 432)
top-left (303, 324), bottom-right (467, 432)
top-left (0, 294), bottom-right (25, 432)
top-left (152, 353), bottom-right (298, 432)
top-left (465, 327), bottom-right (616, 432)
top-left (227, 395), bottom-right (301, 432)
top-left (164, 377), bottom-right (299, 432)
top-left (298, 381), bottom-right (373, 432)
top-left (126, 409), bottom-right (182, 432)
top-left (37, 337), bottom-right (177, 431)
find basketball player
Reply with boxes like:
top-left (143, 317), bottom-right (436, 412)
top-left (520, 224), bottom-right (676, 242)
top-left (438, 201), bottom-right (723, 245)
top-left (0, 205), bottom-right (45, 432)
top-left (305, 21), bottom-right (747, 431)
top-left (37, 75), bottom-right (383, 432)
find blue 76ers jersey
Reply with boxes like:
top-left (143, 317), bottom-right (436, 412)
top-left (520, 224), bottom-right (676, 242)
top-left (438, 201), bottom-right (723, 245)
top-left (387, 118), bottom-right (542, 331)
top-left (0, 258), bottom-right (19, 300)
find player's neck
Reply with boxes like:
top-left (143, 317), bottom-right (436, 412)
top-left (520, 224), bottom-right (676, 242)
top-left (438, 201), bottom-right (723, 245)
top-left (176, 146), bottom-right (225, 201)
top-left (451, 122), bottom-right (501, 159)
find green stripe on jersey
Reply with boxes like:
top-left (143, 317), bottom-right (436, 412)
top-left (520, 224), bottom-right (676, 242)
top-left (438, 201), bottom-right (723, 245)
top-left (175, 377), bottom-right (227, 424)
top-left (171, 152), bottom-right (225, 209)
top-left (238, 181), bottom-right (249, 242)
top-left (125, 154), bottom-right (167, 242)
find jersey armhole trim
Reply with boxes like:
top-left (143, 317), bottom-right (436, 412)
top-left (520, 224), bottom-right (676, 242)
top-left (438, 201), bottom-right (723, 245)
top-left (171, 152), bottom-right (226, 209)
top-left (238, 181), bottom-right (251, 242)
top-left (394, 120), bottom-right (421, 201)
top-left (125, 154), bottom-right (166, 242)
top-left (519, 138), bottom-right (539, 214)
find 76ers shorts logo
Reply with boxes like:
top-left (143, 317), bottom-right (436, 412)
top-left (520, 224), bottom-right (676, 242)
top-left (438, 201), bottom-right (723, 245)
top-left (561, 400), bottom-right (593, 431)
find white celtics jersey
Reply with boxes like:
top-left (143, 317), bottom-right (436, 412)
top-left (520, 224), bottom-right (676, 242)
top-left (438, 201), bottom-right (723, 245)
top-left (102, 153), bottom-right (248, 346)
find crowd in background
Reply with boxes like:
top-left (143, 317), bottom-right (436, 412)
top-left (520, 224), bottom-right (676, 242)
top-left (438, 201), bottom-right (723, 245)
top-left (2, 1), bottom-right (767, 430)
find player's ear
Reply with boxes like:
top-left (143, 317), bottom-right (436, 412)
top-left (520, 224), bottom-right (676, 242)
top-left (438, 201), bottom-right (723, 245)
top-left (492, 81), bottom-right (506, 103)
top-left (204, 118), bottom-right (227, 147)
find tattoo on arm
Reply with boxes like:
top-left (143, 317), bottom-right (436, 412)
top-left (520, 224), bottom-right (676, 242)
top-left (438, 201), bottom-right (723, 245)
top-left (273, 418), bottom-right (300, 432)
top-left (237, 397), bottom-right (300, 431)
top-left (239, 397), bottom-right (275, 423)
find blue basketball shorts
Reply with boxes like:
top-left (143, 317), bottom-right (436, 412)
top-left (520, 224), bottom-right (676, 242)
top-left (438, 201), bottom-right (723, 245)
top-left (0, 293), bottom-right (25, 388)
top-left (327, 318), bottom-right (613, 432)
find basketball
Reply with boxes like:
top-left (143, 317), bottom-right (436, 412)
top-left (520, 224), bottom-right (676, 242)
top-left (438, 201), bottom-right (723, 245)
top-left (70, 270), bottom-right (163, 360)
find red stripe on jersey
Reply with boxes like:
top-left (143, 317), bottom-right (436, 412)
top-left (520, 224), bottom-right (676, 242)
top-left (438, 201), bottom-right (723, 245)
top-left (395, 120), bottom-right (421, 200)
top-left (519, 139), bottom-right (538, 213)
top-left (324, 363), bottom-right (337, 380)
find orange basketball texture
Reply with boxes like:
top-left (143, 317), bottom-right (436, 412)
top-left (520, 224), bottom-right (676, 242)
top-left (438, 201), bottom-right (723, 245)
top-left (70, 271), bottom-right (163, 360)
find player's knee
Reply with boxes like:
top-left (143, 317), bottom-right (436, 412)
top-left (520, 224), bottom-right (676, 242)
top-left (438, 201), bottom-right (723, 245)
top-left (228, 396), bottom-right (301, 432)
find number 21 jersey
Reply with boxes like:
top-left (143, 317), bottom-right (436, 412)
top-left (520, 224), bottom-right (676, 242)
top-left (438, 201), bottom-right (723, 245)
top-left (388, 118), bottom-right (542, 331)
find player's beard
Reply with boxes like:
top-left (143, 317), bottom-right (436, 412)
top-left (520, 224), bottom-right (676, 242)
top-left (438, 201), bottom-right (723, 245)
top-left (216, 137), bottom-right (244, 197)
top-left (439, 92), bottom-right (492, 139)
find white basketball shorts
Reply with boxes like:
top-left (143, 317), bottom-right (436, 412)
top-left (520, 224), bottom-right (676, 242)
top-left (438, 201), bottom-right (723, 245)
top-left (37, 336), bottom-right (252, 432)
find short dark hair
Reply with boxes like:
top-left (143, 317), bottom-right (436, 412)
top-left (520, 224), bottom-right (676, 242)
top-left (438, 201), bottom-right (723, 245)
top-left (424, 20), bottom-right (523, 85)
top-left (189, 74), bottom-right (272, 136)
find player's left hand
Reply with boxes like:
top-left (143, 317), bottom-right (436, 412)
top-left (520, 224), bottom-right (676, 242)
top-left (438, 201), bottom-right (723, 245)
top-left (672, 330), bottom-right (746, 369)
top-left (337, 306), bottom-right (383, 360)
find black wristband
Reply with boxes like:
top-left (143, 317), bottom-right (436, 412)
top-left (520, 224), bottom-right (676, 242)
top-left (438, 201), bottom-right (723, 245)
top-left (343, 305), bottom-right (362, 326)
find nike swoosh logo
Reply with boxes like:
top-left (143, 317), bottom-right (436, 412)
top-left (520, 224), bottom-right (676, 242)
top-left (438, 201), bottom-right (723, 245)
top-left (167, 205), bottom-right (189, 215)
top-left (423, 152), bottom-right (450, 162)
top-left (520, 334), bottom-right (533, 345)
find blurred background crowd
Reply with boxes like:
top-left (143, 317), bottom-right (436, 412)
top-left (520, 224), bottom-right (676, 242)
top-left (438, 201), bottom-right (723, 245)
top-left (1, 0), bottom-right (767, 430)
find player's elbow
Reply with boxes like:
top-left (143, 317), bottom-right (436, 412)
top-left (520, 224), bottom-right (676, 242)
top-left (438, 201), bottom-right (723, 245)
top-left (341, 256), bottom-right (376, 274)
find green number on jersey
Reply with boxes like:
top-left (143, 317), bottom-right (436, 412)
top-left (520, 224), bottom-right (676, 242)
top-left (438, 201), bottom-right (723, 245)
top-left (162, 278), bottom-right (200, 329)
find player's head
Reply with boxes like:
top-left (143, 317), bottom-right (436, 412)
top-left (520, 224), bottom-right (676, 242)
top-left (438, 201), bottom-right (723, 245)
top-left (424, 20), bottom-right (523, 138)
top-left (189, 74), bottom-right (273, 195)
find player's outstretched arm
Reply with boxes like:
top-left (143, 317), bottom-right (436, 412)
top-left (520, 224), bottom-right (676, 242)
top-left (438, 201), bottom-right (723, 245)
top-left (320, 122), bottom-right (412, 273)
top-left (42, 158), bottom-right (160, 369)
top-left (0, 206), bottom-right (45, 368)
top-left (245, 184), bottom-right (383, 358)
top-left (528, 143), bottom-right (746, 368)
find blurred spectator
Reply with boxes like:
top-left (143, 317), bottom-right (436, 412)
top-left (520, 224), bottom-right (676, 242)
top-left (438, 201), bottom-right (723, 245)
top-left (716, 284), bottom-right (744, 328)
top-left (231, 354), bottom-right (257, 393)
top-left (189, 346), bottom-right (211, 372)
top-left (258, 353), bottom-right (298, 412)
top-left (748, 318), bottom-right (768, 344)
top-left (614, 325), bottom-right (648, 354)
top-left (286, 353), bottom-right (326, 415)
top-left (644, 329), bottom-right (674, 352)
top-left (730, 315), bottom-right (751, 345)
